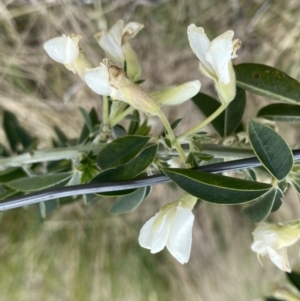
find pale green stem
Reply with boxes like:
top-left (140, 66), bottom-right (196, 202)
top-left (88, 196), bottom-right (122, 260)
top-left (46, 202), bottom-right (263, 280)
top-left (158, 144), bottom-right (254, 159)
top-left (103, 95), bottom-right (109, 125)
top-left (109, 102), bottom-right (127, 122)
top-left (177, 104), bottom-right (227, 142)
top-left (110, 106), bottom-right (135, 127)
top-left (0, 143), bottom-right (105, 170)
top-left (157, 110), bottom-right (189, 167)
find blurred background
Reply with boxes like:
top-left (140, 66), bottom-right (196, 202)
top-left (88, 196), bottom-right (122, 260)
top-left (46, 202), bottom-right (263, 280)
top-left (1, 0), bottom-right (300, 300)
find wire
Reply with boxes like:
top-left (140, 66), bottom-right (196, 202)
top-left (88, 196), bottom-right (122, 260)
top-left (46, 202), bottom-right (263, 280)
top-left (1, 149), bottom-right (300, 211)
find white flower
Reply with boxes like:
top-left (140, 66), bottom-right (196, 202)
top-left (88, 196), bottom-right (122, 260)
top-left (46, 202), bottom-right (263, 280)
top-left (138, 194), bottom-right (197, 264)
top-left (251, 221), bottom-right (300, 272)
top-left (95, 20), bottom-right (143, 80)
top-left (44, 34), bottom-right (91, 78)
top-left (187, 24), bottom-right (241, 104)
top-left (84, 60), bottom-right (200, 115)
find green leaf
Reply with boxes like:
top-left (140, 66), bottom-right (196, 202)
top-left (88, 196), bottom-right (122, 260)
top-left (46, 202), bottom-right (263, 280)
top-left (109, 187), bottom-right (148, 214)
top-left (287, 270), bottom-right (300, 292)
top-left (171, 118), bottom-right (182, 130)
top-left (113, 125), bottom-right (127, 138)
top-left (194, 152), bottom-right (214, 161)
top-left (91, 144), bottom-right (157, 196)
top-left (38, 199), bottom-right (59, 219)
top-left (53, 126), bottom-right (69, 147)
top-left (79, 107), bottom-right (93, 132)
top-left (265, 298), bottom-right (284, 301)
top-left (162, 168), bottom-right (271, 204)
top-left (257, 103), bottom-right (300, 122)
top-left (0, 167), bottom-right (27, 183)
top-left (0, 187), bottom-right (21, 200)
top-left (3, 110), bottom-right (36, 152)
top-left (97, 135), bottom-right (150, 169)
top-left (192, 87), bottom-right (246, 137)
top-left (7, 172), bottom-right (72, 192)
top-left (92, 145), bottom-right (157, 183)
top-left (128, 110), bottom-right (140, 135)
top-left (248, 120), bottom-right (293, 180)
top-left (242, 188), bottom-right (277, 222)
top-left (235, 63), bottom-right (300, 104)
top-left (271, 188), bottom-right (283, 212)
top-left (78, 107), bottom-right (99, 144)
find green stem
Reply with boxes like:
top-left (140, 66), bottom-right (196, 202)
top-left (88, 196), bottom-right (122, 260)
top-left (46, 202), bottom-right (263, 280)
top-left (157, 110), bottom-right (189, 167)
top-left (0, 143), bottom-right (105, 170)
top-left (110, 106), bottom-right (135, 127)
top-left (177, 104), bottom-right (227, 142)
top-left (158, 144), bottom-right (254, 159)
top-left (103, 96), bottom-right (109, 125)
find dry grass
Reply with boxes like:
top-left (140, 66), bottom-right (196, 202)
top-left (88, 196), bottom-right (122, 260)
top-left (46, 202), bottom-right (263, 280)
top-left (1, 0), bottom-right (300, 300)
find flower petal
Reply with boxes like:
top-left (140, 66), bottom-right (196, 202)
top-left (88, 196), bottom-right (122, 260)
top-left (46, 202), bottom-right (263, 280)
top-left (95, 22), bottom-right (124, 67)
top-left (84, 65), bottom-right (111, 96)
top-left (266, 246), bottom-right (291, 272)
top-left (109, 20), bottom-right (124, 42)
top-left (205, 30), bottom-right (234, 84)
top-left (166, 206), bottom-right (194, 264)
top-left (122, 22), bottom-right (144, 44)
top-left (151, 80), bottom-right (201, 106)
top-left (138, 215), bottom-right (156, 250)
top-left (44, 35), bottom-right (79, 64)
top-left (187, 24), bottom-right (212, 72)
top-left (150, 208), bottom-right (176, 253)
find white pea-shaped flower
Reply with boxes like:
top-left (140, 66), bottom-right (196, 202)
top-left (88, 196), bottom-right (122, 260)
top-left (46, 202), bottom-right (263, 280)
top-left (138, 194), bottom-right (197, 264)
top-left (187, 24), bottom-right (241, 105)
top-left (95, 20), bottom-right (144, 80)
top-left (84, 60), bottom-right (201, 115)
top-left (44, 34), bottom-right (92, 79)
top-left (251, 221), bottom-right (300, 272)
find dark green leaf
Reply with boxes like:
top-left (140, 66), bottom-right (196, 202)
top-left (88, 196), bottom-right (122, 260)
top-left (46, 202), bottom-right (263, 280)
top-left (91, 144), bottom-right (157, 196)
top-left (0, 167), bottom-right (27, 183)
top-left (0, 187), bottom-right (21, 200)
top-left (128, 110), bottom-right (140, 135)
top-left (242, 188), bottom-right (276, 222)
top-left (78, 108), bottom-right (99, 144)
top-left (109, 187), bottom-right (148, 214)
top-left (79, 107), bottom-right (93, 132)
top-left (53, 126), bottom-right (69, 147)
top-left (3, 110), bottom-right (36, 152)
top-left (134, 120), bottom-right (151, 136)
top-left (192, 87), bottom-right (246, 137)
top-left (235, 63), bottom-right (300, 104)
top-left (113, 125), bottom-right (127, 138)
top-left (271, 188), bottom-right (283, 212)
top-left (287, 270), bottom-right (300, 292)
top-left (135, 79), bottom-right (145, 85)
top-left (162, 168), bottom-right (271, 204)
top-left (7, 172), bottom-right (72, 192)
top-left (171, 118), bottom-right (182, 130)
top-left (92, 144), bottom-right (157, 183)
top-left (257, 103), bottom-right (300, 122)
top-left (97, 135), bottom-right (150, 169)
top-left (125, 114), bottom-right (140, 122)
top-left (248, 120), bottom-right (293, 180)
top-left (265, 298), bottom-right (284, 301)
top-left (194, 152), bottom-right (214, 161)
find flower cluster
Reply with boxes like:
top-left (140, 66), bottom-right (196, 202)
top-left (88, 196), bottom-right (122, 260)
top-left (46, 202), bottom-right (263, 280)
top-left (43, 20), bottom-right (241, 264)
